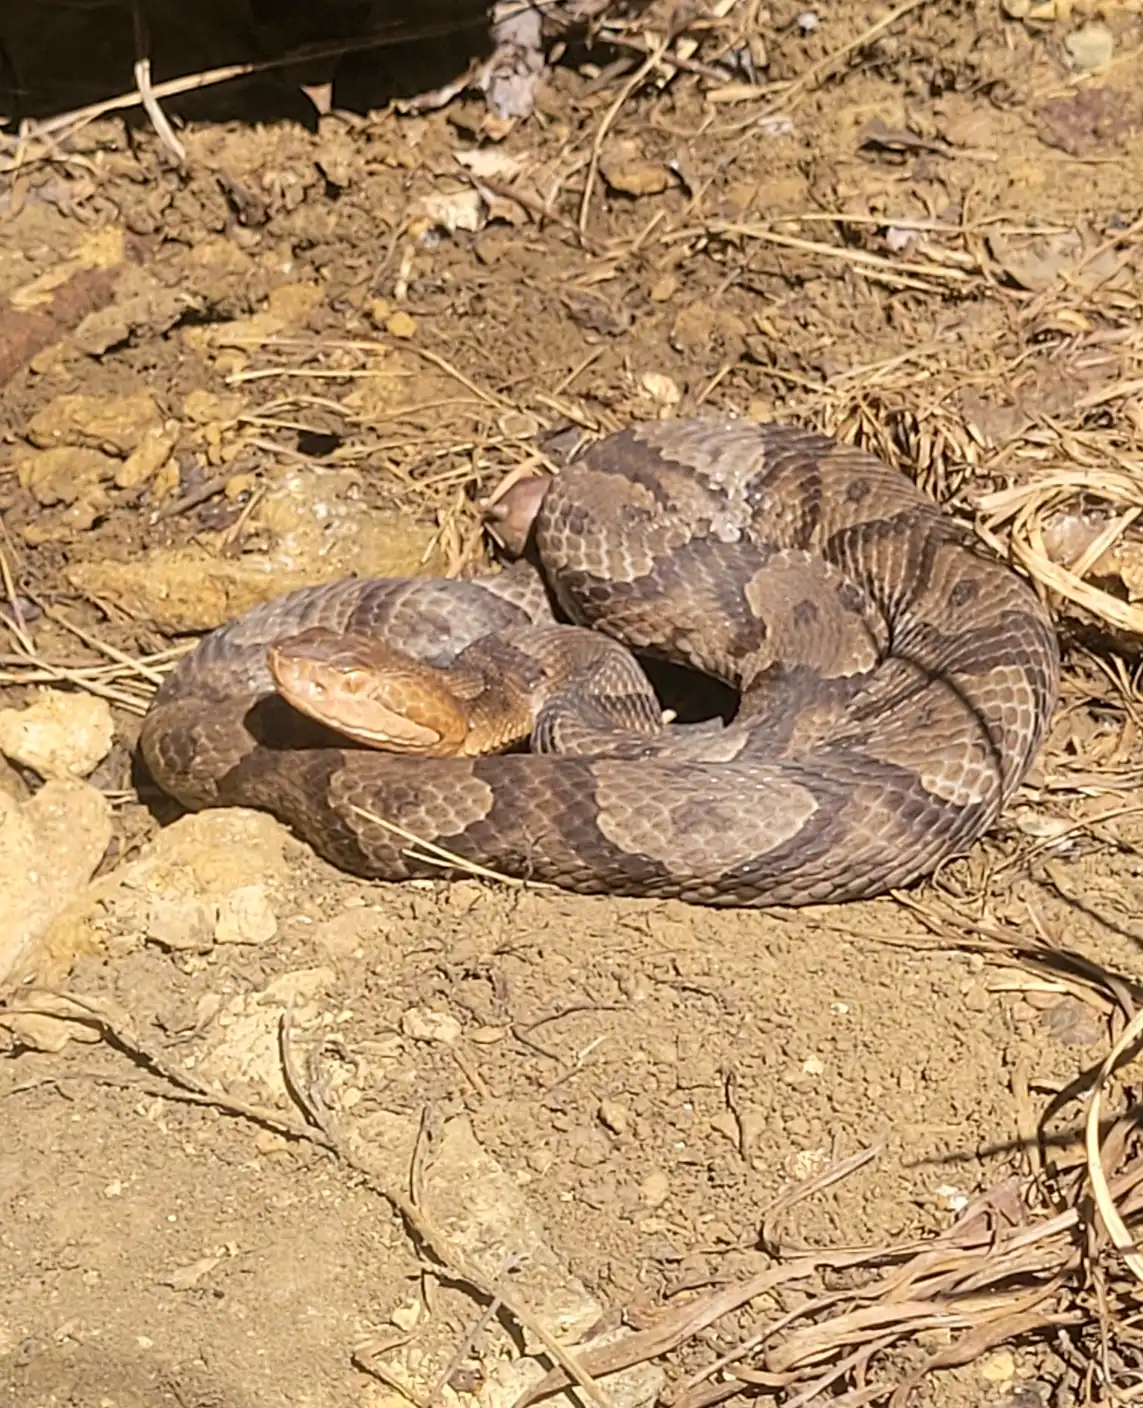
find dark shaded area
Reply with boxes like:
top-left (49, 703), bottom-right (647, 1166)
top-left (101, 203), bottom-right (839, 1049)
top-left (0, 0), bottom-right (495, 127)
top-left (640, 656), bottom-right (738, 726)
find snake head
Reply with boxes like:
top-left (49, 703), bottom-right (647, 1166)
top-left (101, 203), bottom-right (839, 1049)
top-left (266, 627), bottom-right (469, 755)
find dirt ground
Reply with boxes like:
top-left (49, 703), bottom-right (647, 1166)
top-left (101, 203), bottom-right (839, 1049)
top-left (2, 2), bottom-right (1143, 1405)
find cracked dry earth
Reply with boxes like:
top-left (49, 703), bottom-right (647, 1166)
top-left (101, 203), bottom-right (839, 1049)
top-left (2, 2), bottom-right (1143, 1406)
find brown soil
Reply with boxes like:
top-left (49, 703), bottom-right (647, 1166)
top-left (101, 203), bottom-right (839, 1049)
top-left (2, 3), bottom-right (1143, 1406)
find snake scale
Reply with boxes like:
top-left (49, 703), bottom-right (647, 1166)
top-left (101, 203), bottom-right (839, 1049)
top-left (140, 419), bottom-right (1060, 907)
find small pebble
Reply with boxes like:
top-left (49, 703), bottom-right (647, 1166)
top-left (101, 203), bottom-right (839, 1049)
top-left (214, 885), bottom-right (278, 946)
top-left (640, 1170), bottom-right (670, 1207)
top-left (598, 1098), bottom-right (630, 1135)
top-left (1064, 22), bottom-right (1114, 71)
top-left (640, 371), bottom-right (681, 405)
top-left (401, 1007), bottom-right (462, 1044)
top-left (0, 596), bottom-right (41, 627)
top-left (978, 1348), bottom-right (1017, 1385)
top-left (390, 1301), bottom-right (421, 1332)
top-left (385, 311), bottom-right (418, 339)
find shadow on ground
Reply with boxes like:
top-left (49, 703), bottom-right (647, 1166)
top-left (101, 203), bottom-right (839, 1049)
top-left (0, 0), bottom-right (494, 126)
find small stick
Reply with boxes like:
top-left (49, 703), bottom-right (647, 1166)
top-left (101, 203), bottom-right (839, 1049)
top-left (349, 804), bottom-right (555, 891)
top-left (1085, 1004), bottom-right (1143, 1284)
top-left (427, 1255), bottom-right (520, 1404)
top-left (36, 602), bottom-right (167, 686)
top-left (152, 468), bottom-right (242, 522)
top-left (773, 0), bottom-right (933, 108)
top-left (579, 39), bottom-right (669, 235)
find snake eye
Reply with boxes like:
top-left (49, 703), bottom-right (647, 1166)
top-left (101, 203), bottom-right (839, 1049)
top-left (340, 669), bottom-right (369, 694)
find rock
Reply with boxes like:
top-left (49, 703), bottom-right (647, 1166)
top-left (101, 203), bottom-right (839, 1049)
top-left (978, 1349), bottom-right (1017, 1385)
top-left (0, 757), bottom-right (29, 804)
top-left (114, 425), bottom-right (177, 489)
top-left (639, 372), bottom-right (681, 407)
top-left (401, 1007), bottom-right (463, 1044)
top-left (417, 187), bottom-right (484, 234)
top-left (15, 446), bottom-right (117, 506)
top-left (598, 1098), bottom-right (630, 1135)
top-left (183, 388), bottom-right (246, 426)
top-left (669, 300), bottom-right (748, 358)
top-left (4, 1009), bottom-right (103, 1053)
top-left (72, 267), bottom-right (191, 357)
top-left (345, 1113), bottom-right (665, 1408)
top-left (127, 809), bottom-right (293, 901)
top-left (67, 469), bottom-right (444, 631)
top-left (194, 966), bottom-right (337, 1101)
top-left (0, 779), bottom-right (112, 986)
top-left (55, 809), bottom-right (299, 974)
top-left (600, 153), bottom-right (674, 197)
top-left (266, 282), bottom-right (324, 323)
top-left (0, 689), bottom-right (114, 778)
top-left (1064, 23), bottom-right (1114, 72)
top-left (385, 311), bottom-right (417, 338)
top-left (25, 390), bottom-right (163, 455)
top-left (213, 884), bottom-right (279, 945)
top-left (640, 1169), bottom-right (670, 1207)
top-left (146, 894), bottom-right (216, 953)
top-left (389, 1301), bottom-right (421, 1332)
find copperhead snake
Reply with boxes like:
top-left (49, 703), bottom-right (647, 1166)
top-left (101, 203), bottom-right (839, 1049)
top-left (140, 418), bottom-right (1059, 906)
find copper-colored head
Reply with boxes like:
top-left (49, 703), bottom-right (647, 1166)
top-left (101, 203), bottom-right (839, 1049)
top-left (267, 627), bottom-right (469, 755)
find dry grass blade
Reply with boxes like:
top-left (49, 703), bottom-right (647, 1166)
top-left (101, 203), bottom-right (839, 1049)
top-left (767, 0), bottom-right (934, 110)
top-left (1086, 1006), bottom-right (1143, 1284)
top-left (579, 38), bottom-right (669, 234)
top-left (981, 471), bottom-right (1143, 638)
top-left (348, 803), bottom-right (555, 890)
top-left (663, 222), bottom-right (975, 294)
top-left (761, 1144), bottom-right (883, 1254)
top-left (518, 1117), bottom-right (1143, 1404)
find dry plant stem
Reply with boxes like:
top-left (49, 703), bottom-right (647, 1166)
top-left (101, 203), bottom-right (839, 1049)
top-left (1085, 1006), bottom-right (1143, 1284)
top-left (427, 1265), bottom-right (512, 1404)
top-left (407, 346), bottom-right (522, 415)
top-left (35, 601), bottom-right (167, 687)
top-left (352, 1340), bottom-right (428, 1408)
top-left (0, 549), bottom-right (33, 651)
top-left (763, 0), bottom-right (934, 112)
top-left (131, 0), bottom-right (185, 163)
top-left (761, 1144), bottom-right (883, 1253)
top-left (889, 890), bottom-right (1141, 1019)
top-left (0, 621), bottom-right (155, 712)
top-left (349, 804), bottom-right (557, 890)
top-left (579, 40), bottom-right (670, 234)
top-left (508, 1256), bottom-right (873, 1408)
top-left (663, 223), bottom-right (974, 288)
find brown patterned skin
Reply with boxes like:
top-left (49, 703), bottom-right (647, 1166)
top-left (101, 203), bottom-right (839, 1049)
top-left (140, 419), bottom-right (1060, 907)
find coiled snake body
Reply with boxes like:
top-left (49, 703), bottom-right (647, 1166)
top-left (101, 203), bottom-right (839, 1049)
top-left (141, 420), bottom-right (1059, 906)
